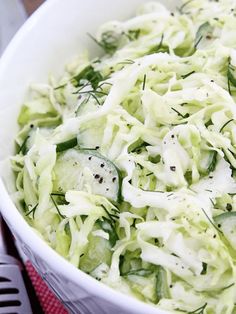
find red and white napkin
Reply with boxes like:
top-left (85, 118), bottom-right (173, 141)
top-left (15, 241), bottom-right (68, 314)
top-left (25, 261), bottom-right (68, 314)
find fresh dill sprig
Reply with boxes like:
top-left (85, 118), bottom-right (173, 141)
top-left (88, 32), bottom-right (119, 55)
top-left (177, 0), bottom-right (195, 14)
top-left (222, 283), bottom-right (235, 290)
top-left (147, 34), bottom-right (169, 55)
top-left (188, 303), bottom-right (207, 314)
top-left (50, 194), bottom-right (66, 219)
top-left (171, 107), bottom-right (189, 119)
top-left (51, 192), bottom-right (66, 197)
top-left (219, 119), bottom-right (234, 133)
top-left (142, 74), bottom-right (147, 90)
top-left (25, 203), bottom-right (38, 219)
top-left (209, 198), bottom-right (215, 207)
top-left (101, 204), bottom-right (119, 223)
top-left (201, 208), bottom-right (223, 234)
top-left (181, 71), bottom-right (195, 79)
top-left (54, 64), bottom-right (103, 91)
top-left (18, 136), bottom-right (29, 155)
top-left (207, 151), bottom-right (217, 173)
top-left (125, 29), bottom-right (141, 41)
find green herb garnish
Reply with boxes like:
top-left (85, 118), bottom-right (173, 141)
top-left (171, 107), bottom-right (189, 119)
top-left (72, 65), bottom-right (103, 89)
top-left (25, 203), bottom-right (38, 219)
top-left (147, 34), bottom-right (169, 55)
top-left (177, 0), bottom-right (195, 14)
top-left (101, 204), bottom-right (119, 223)
top-left (88, 31), bottom-right (120, 55)
top-left (18, 136), bottom-right (29, 155)
top-left (188, 303), bottom-right (207, 314)
top-left (207, 151), bottom-right (217, 173)
top-left (200, 262), bottom-right (207, 275)
top-left (56, 137), bottom-right (78, 153)
top-left (202, 208), bottom-right (223, 234)
top-left (50, 194), bottom-right (66, 219)
top-left (181, 71), bottom-right (195, 79)
top-left (219, 119), bottom-right (234, 133)
top-left (222, 283), bottom-right (235, 290)
top-left (126, 29), bottom-right (141, 41)
top-left (142, 74), bottom-right (147, 90)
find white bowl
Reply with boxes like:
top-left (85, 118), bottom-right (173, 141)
top-left (0, 0), bottom-right (177, 313)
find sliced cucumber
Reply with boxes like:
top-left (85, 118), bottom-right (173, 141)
top-left (53, 149), bottom-right (121, 202)
top-left (156, 266), bottom-right (170, 301)
top-left (80, 232), bottom-right (112, 273)
top-left (214, 212), bottom-right (236, 249)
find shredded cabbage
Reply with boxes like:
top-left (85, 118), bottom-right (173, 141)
top-left (11, 1), bottom-right (236, 313)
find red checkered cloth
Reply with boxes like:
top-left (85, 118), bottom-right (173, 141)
top-left (25, 261), bottom-right (68, 314)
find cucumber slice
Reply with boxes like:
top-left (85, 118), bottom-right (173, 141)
top-left (53, 149), bottom-right (121, 201)
top-left (214, 212), bottom-right (236, 249)
top-left (80, 232), bottom-right (112, 273)
top-left (156, 266), bottom-right (170, 301)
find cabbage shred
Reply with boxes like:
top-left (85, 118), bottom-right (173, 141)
top-left (12, 1), bottom-right (236, 313)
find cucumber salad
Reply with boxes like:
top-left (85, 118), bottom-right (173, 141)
top-left (11, 0), bottom-right (236, 313)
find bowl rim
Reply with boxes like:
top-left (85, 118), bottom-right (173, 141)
top-left (0, 1), bottom-right (169, 313)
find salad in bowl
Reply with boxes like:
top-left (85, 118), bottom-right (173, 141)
top-left (8, 0), bottom-right (236, 313)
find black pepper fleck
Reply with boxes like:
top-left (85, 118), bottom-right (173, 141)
top-left (226, 203), bottom-right (233, 212)
top-left (99, 177), bottom-right (103, 184)
top-left (100, 163), bottom-right (105, 168)
top-left (170, 166), bottom-right (176, 172)
top-left (88, 156), bottom-right (92, 161)
top-left (30, 124), bottom-right (34, 128)
top-left (112, 177), bottom-right (117, 183)
top-left (94, 174), bottom-right (100, 179)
